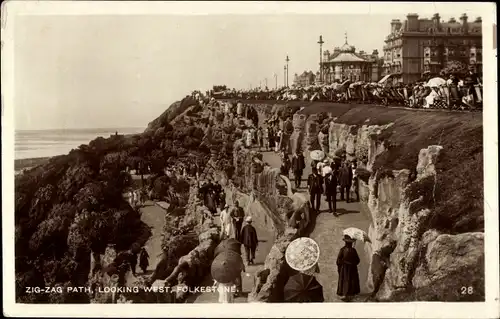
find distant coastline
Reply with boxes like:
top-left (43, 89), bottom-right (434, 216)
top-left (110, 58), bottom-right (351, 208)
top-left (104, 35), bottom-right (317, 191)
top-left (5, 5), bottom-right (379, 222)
top-left (14, 127), bottom-right (145, 170)
top-left (15, 157), bottom-right (51, 172)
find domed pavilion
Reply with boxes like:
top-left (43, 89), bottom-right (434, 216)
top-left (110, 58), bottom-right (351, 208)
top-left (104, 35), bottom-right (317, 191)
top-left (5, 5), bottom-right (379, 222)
top-left (319, 33), bottom-right (383, 83)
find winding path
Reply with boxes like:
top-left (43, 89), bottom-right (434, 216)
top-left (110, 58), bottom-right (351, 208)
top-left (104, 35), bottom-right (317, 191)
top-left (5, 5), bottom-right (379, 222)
top-left (138, 201), bottom-right (168, 274)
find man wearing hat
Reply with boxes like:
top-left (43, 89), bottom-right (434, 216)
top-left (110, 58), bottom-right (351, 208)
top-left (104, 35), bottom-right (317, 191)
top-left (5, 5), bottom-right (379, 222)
top-left (336, 235), bottom-right (361, 301)
top-left (240, 216), bottom-right (258, 265)
top-left (262, 125), bottom-right (270, 151)
top-left (339, 161), bottom-right (353, 203)
top-left (291, 151), bottom-right (306, 189)
top-left (324, 166), bottom-right (338, 215)
top-left (232, 201), bottom-right (245, 242)
top-left (307, 168), bottom-right (324, 212)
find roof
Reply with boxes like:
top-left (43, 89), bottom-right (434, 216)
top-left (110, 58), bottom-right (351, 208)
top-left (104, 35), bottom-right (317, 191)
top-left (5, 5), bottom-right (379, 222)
top-left (339, 43), bottom-right (355, 53)
top-left (328, 52), bottom-right (369, 63)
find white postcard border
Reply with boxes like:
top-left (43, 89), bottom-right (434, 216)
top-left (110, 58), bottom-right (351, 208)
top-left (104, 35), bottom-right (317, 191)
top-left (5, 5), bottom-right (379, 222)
top-left (2, 1), bottom-right (498, 318)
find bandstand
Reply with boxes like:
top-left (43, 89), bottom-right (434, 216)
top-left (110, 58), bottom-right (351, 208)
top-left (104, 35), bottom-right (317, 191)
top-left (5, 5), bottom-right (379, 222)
top-left (320, 34), bottom-right (380, 84)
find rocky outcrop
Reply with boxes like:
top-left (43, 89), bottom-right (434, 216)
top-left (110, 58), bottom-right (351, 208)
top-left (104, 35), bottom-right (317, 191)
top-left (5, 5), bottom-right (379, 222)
top-left (305, 114), bottom-right (321, 151)
top-left (258, 104), bottom-right (485, 302)
top-left (289, 113), bottom-right (307, 155)
top-left (364, 145), bottom-right (484, 301)
top-left (164, 100), bottom-right (485, 304)
top-left (230, 137), bottom-right (310, 302)
top-left (328, 122), bottom-right (393, 168)
top-left (145, 97), bottom-right (199, 133)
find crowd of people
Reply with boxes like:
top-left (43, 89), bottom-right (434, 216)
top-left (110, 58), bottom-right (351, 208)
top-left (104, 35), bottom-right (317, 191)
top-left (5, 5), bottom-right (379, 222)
top-left (242, 116), bottom-right (293, 153)
top-left (209, 66), bottom-right (482, 111)
top-left (130, 89), bottom-right (365, 303)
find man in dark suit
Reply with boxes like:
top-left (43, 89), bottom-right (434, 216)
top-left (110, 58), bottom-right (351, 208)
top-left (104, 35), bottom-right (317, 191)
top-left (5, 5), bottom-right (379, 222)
top-left (324, 167), bottom-right (339, 215)
top-left (291, 151), bottom-right (306, 188)
top-left (307, 168), bottom-right (324, 212)
top-left (339, 161), bottom-right (353, 203)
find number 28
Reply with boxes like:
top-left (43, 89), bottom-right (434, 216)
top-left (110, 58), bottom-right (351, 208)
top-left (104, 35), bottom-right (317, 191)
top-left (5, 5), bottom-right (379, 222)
top-left (461, 286), bottom-right (473, 295)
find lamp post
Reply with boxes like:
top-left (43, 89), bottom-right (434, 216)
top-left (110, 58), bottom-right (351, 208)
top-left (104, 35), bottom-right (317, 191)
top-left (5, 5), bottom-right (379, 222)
top-left (283, 65), bottom-right (287, 87)
top-left (265, 77), bottom-right (268, 88)
top-left (286, 55), bottom-right (290, 87)
top-left (318, 35), bottom-right (324, 83)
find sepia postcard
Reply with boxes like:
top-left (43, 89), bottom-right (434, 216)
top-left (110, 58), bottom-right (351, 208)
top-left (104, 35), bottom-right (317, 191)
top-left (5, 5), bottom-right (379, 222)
top-left (2, 1), bottom-right (498, 318)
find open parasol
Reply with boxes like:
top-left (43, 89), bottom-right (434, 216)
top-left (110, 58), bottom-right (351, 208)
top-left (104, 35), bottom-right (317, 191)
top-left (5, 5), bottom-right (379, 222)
top-left (214, 238), bottom-right (242, 257)
top-left (285, 237), bottom-right (320, 272)
top-left (343, 227), bottom-right (371, 243)
top-left (211, 250), bottom-right (244, 284)
top-left (310, 150), bottom-right (325, 161)
top-left (284, 273), bottom-right (324, 302)
top-left (322, 165), bottom-right (332, 176)
top-left (426, 77), bottom-right (446, 88)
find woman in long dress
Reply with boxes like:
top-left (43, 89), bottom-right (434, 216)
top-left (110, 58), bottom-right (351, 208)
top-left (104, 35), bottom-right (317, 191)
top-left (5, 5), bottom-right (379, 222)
top-left (245, 129), bottom-right (253, 148)
top-left (223, 206), bottom-right (236, 239)
top-left (336, 235), bottom-right (361, 301)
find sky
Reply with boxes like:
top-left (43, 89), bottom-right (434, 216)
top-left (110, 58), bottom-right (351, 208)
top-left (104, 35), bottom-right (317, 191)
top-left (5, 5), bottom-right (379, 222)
top-left (12, 4), bottom-right (488, 130)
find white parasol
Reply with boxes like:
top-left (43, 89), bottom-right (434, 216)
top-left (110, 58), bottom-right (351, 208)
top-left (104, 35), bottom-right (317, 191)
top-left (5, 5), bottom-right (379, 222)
top-left (322, 165), bottom-right (332, 176)
top-left (343, 227), bottom-right (371, 243)
top-left (426, 77), bottom-right (446, 88)
top-left (285, 237), bottom-right (320, 272)
top-left (310, 150), bottom-right (325, 161)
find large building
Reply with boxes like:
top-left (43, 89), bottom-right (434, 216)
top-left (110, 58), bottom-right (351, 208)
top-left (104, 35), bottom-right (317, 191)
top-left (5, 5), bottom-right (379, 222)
top-left (293, 71), bottom-right (316, 86)
top-left (319, 34), bottom-right (383, 83)
top-left (383, 13), bottom-right (482, 83)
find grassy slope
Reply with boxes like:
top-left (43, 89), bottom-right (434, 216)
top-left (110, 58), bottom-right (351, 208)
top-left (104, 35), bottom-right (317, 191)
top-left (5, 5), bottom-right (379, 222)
top-left (225, 100), bottom-right (484, 234)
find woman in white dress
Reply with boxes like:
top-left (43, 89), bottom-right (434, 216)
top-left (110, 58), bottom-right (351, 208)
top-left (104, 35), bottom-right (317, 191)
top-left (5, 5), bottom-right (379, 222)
top-left (245, 130), bottom-right (253, 148)
top-left (275, 129), bottom-right (283, 152)
top-left (220, 205), bottom-right (236, 239)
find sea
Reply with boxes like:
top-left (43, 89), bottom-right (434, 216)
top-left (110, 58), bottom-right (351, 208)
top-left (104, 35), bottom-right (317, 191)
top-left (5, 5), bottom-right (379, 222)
top-left (15, 127), bottom-right (145, 160)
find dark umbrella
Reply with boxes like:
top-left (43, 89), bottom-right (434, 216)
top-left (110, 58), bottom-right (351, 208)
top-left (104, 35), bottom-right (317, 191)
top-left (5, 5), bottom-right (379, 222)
top-left (211, 250), bottom-right (244, 284)
top-left (284, 273), bottom-right (324, 302)
top-left (214, 238), bottom-right (242, 257)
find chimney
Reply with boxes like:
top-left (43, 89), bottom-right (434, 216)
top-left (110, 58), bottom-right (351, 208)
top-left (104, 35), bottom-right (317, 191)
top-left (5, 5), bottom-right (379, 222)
top-left (406, 13), bottom-right (419, 32)
top-left (460, 13), bottom-right (469, 34)
top-left (432, 13), bottom-right (441, 30)
top-left (390, 19), bottom-right (402, 33)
